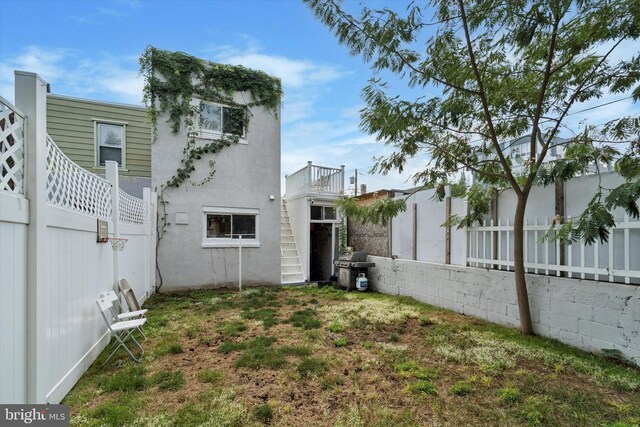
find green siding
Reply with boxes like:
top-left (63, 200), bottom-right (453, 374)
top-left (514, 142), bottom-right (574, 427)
top-left (46, 95), bottom-right (151, 177)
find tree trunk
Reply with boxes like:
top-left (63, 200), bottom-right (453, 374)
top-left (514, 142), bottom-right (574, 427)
top-left (513, 193), bottom-right (533, 335)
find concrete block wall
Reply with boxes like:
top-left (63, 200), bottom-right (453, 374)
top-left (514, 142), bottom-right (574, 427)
top-left (368, 256), bottom-right (640, 365)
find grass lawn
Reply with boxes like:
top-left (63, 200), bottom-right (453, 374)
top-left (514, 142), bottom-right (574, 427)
top-left (66, 285), bottom-right (640, 426)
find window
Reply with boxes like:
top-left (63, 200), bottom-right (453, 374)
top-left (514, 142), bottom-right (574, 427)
top-left (199, 101), bottom-right (246, 137)
top-left (311, 206), bottom-right (337, 221)
top-left (202, 207), bottom-right (259, 247)
top-left (96, 122), bottom-right (124, 166)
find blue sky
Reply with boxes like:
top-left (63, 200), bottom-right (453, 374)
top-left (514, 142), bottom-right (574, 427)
top-left (1, 0), bottom-right (638, 194)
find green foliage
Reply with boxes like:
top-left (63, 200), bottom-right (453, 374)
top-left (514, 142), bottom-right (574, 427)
top-left (497, 386), bottom-right (521, 403)
top-left (337, 195), bottom-right (406, 226)
top-left (91, 393), bottom-right (138, 426)
top-left (406, 380), bottom-right (437, 397)
top-left (100, 365), bottom-right (147, 392)
top-left (334, 337), bottom-right (348, 347)
top-left (218, 340), bottom-right (247, 354)
top-left (242, 308), bottom-right (279, 329)
top-left (338, 217), bottom-right (348, 254)
top-left (297, 356), bottom-right (328, 378)
top-left (151, 370), bottom-right (185, 391)
top-left (287, 308), bottom-right (322, 329)
top-left (328, 320), bottom-right (345, 333)
top-left (197, 369), bottom-right (224, 383)
top-left (140, 47), bottom-right (282, 191)
top-left (216, 320), bottom-right (248, 336)
top-left (449, 381), bottom-right (472, 396)
top-left (253, 403), bottom-right (274, 424)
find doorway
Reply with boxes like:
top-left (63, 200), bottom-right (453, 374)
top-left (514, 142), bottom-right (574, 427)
top-left (310, 223), bottom-right (333, 281)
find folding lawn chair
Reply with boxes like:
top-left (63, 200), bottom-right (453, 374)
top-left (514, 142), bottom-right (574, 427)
top-left (118, 279), bottom-right (144, 312)
top-left (96, 296), bottom-right (147, 365)
top-left (100, 290), bottom-right (148, 341)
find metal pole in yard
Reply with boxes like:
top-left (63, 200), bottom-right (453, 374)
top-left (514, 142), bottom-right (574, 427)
top-left (238, 235), bottom-right (242, 293)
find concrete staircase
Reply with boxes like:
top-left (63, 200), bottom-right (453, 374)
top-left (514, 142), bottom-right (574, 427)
top-left (281, 200), bottom-right (305, 284)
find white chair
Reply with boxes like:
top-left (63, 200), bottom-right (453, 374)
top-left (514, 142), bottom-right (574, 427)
top-left (96, 296), bottom-right (147, 365)
top-left (118, 279), bottom-right (144, 313)
top-left (100, 290), bottom-right (148, 341)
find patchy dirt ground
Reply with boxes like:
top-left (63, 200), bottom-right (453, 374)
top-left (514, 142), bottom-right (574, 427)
top-left (65, 285), bottom-right (640, 427)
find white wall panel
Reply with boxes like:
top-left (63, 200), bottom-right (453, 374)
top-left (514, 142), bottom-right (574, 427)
top-left (0, 219), bottom-right (28, 403)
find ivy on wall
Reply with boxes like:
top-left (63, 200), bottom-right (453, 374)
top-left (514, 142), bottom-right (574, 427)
top-left (139, 46), bottom-right (282, 188)
top-left (139, 46), bottom-right (282, 290)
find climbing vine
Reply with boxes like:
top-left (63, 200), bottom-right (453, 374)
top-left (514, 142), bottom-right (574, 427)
top-left (139, 46), bottom-right (282, 188)
top-left (139, 46), bottom-right (282, 289)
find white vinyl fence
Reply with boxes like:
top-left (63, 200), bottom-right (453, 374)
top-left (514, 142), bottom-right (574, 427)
top-left (0, 72), bottom-right (156, 404)
top-left (389, 173), bottom-right (639, 285)
top-left (468, 215), bottom-right (640, 284)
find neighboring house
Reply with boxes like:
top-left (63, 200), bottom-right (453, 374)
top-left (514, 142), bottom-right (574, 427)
top-left (152, 75), bottom-right (281, 290)
top-left (46, 94), bottom-right (152, 198)
top-left (472, 133), bottom-right (566, 184)
top-left (284, 162), bottom-right (345, 283)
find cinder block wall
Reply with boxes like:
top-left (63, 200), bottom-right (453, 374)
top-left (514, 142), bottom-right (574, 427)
top-left (368, 256), bottom-right (640, 365)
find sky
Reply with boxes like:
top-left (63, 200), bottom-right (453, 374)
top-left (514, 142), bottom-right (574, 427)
top-left (1, 0), bottom-right (638, 195)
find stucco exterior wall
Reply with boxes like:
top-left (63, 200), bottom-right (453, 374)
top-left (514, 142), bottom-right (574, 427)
top-left (153, 92), bottom-right (281, 290)
top-left (368, 256), bottom-right (640, 365)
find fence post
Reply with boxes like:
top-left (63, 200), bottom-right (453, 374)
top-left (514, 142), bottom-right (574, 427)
top-left (143, 188), bottom-right (151, 294)
top-left (412, 203), bottom-right (417, 260)
top-left (16, 71), bottom-right (49, 403)
top-left (555, 179), bottom-right (565, 277)
top-left (491, 189), bottom-right (498, 269)
top-left (106, 161), bottom-right (120, 289)
top-left (445, 186), bottom-right (451, 264)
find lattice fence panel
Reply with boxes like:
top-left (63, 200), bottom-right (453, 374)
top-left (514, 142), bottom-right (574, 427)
top-left (119, 189), bottom-right (147, 226)
top-left (0, 100), bottom-right (25, 194)
top-left (46, 135), bottom-right (112, 220)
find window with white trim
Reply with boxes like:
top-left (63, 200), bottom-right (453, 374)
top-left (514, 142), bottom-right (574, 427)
top-left (96, 122), bottom-right (125, 166)
top-left (199, 101), bottom-right (246, 138)
top-left (310, 205), bottom-right (336, 221)
top-left (202, 207), bottom-right (259, 247)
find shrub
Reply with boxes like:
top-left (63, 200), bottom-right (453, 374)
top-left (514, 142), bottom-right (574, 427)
top-left (497, 386), bottom-right (521, 403)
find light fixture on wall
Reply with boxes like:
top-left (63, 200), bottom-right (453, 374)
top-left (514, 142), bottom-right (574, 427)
top-left (269, 195), bottom-right (275, 201)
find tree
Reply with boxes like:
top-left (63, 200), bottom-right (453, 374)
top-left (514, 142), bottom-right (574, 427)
top-left (305, 0), bottom-right (640, 334)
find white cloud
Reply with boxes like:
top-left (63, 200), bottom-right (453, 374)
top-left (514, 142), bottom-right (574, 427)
top-left (221, 52), bottom-right (345, 89)
top-left (0, 46), bottom-right (142, 104)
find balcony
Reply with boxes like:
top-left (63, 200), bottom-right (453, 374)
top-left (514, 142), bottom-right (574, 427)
top-left (285, 161), bottom-right (345, 199)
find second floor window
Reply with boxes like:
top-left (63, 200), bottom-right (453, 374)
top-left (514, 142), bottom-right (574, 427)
top-left (97, 122), bottom-right (124, 166)
top-left (200, 102), bottom-right (245, 137)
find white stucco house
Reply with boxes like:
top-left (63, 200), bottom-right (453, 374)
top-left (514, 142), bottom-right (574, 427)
top-left (152, 67), bottom-right (282, 290)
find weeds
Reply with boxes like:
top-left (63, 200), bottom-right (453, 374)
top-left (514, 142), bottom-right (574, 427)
top-left (497, 386), bottom-right (521, 403)
top-left (253, 403), bottom-right (274, 424)
top-left (287, 308), bottom-right (321, 329)
top-left (297, 357), bottom-right (328, 378)
top-left (151, 370), bottom-right (185, 391)
top-left (406, 380), bottom-right (437, 397)
top-left (242, 308), bottom-right (278, 329)
top-left (216, 320), bottom-right (248, 336)
top-left (100, 365), bottom-right (146, 392)
top-left (197, 369), bottom-right (223, 384)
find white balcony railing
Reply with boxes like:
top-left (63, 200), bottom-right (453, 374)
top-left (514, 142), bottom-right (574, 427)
top-left (286, 161), bottom-right (344, 199)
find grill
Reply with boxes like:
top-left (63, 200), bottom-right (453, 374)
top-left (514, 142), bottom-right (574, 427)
top-left (334, 251), bottom-right (375, 290)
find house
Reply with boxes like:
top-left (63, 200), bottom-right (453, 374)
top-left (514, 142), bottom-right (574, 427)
top-left (46, 94), bottom-right (152, 198)
top-left (283, 162), bottom-right (345, 283)
top-left (149, 50), bottom-right (282, 290)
